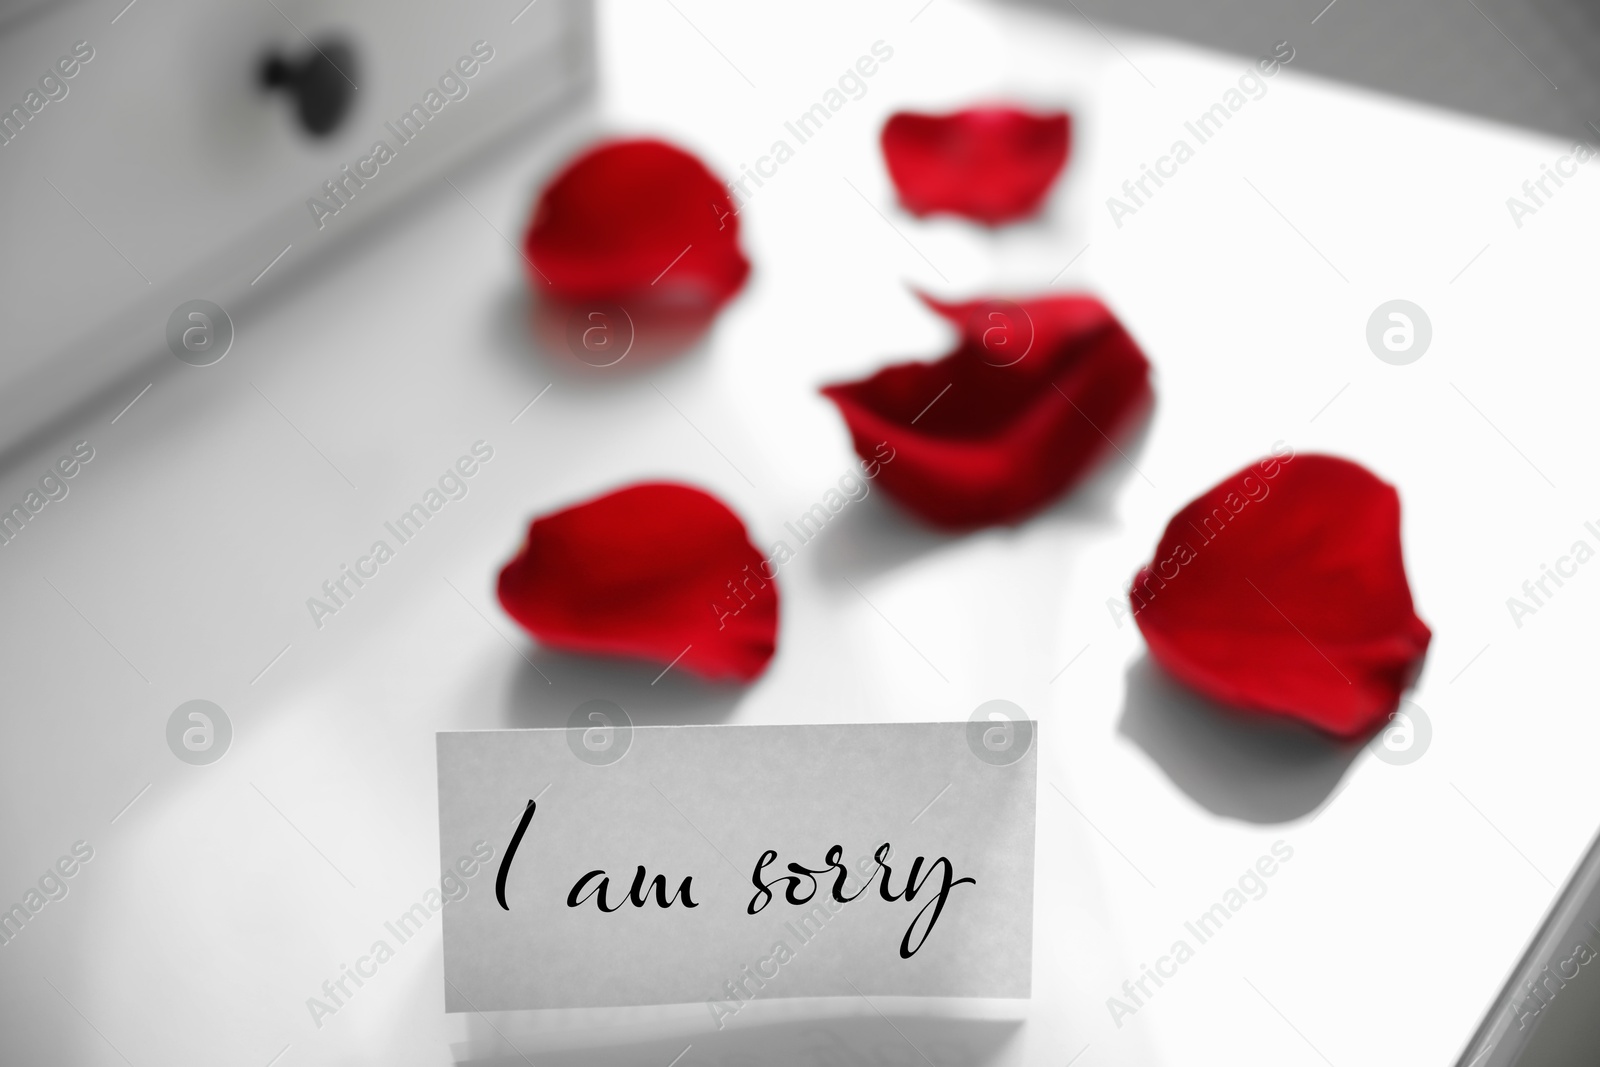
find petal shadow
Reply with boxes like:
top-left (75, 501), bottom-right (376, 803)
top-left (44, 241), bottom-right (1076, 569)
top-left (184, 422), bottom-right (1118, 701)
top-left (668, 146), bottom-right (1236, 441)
top-left (1116, 653), bottom-right (1362, 824)
top-left (453, 1012), bottom-right (1024, 1067)
top-left (486, 284), bottom-right (720, 386)
top-left (502, 646), bottom-right (747, 730)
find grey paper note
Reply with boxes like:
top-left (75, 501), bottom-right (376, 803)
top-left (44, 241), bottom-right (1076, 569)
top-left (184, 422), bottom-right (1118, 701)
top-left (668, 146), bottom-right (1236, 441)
top-left (436, 719), bottom-right (1036, 1011)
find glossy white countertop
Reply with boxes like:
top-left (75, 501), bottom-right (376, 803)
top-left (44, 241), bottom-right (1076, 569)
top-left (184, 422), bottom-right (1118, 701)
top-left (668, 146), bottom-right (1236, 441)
top-left (2, 2), bottom-right (1596, 1065)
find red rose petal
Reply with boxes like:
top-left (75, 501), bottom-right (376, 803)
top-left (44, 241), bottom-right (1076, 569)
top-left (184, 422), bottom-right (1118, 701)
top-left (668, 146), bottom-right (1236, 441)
top-left (497, 483), bottom-right (777, 682)
top-left (523, 138), bottom-right (750, 309)
top-left (1130, 454), bottom-right (1431, 739)
top-left (881, 107), bottom-right (1070, 224)
top-left (821, 293), bottom-right (1151, 529)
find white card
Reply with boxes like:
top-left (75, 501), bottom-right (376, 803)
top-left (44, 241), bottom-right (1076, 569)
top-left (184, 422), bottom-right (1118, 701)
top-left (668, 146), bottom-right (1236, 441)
top-left (436, 717), bottom-right (1036, 1012)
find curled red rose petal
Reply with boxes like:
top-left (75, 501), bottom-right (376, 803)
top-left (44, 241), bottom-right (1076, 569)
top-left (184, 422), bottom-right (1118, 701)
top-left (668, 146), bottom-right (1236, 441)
top-left (497, 483), bottom-right (777, 682)
top-left (523, 138), bottom-right (749, 310)
top-left (821, 293), bottom-right (1151, 529)
top-left (1129, 453), bottom-right (1431, 739)
top-left (880, 107), bottom-right (1070, 224)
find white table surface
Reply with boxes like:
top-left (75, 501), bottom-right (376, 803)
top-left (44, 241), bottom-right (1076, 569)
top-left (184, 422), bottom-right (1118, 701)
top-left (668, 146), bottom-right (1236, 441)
top-left (2, 1), bottom-right (1596, 1064)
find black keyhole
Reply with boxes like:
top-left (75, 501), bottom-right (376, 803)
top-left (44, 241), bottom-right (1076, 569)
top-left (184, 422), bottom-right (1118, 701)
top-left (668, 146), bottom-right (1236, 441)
top-left (260, 38), bottom-right (358, 137)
